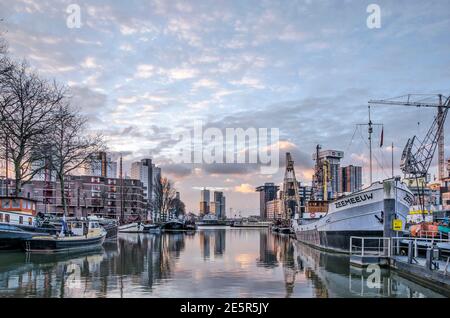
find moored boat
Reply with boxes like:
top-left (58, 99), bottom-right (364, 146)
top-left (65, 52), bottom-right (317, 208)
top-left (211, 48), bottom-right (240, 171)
top-left (160, 219), bottom-right (197, 231)
top-left (23, 219), bottom-right (106, 253)
top-left (293, 178), bottom-right (414, 253)
top-left (118, 222), bottom-right (161, 233)
top-left (232, 218), bottom-right (271, 228)
top-left (88, 216), bottom-right (118, 238)
top-left (0, 196), bottom-right (58, 250)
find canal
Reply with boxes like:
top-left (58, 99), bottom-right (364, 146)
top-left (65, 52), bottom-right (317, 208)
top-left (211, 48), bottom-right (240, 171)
top-left (0, 228), bottom-right (445, 298)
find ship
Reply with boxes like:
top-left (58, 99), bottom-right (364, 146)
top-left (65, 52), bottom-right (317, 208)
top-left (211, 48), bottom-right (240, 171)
top-left (0, 196), bottom-right (58, 250)
top-left (292, 178), bottom-right (414, 253)
top-left (196, 214), bottom-right (227, 226)
top-left (23, 218), bottom-right (107, 253)
top-left (231, 217), bottom-right (271, 228)
top-left (291, 105), bottom-right (419, 253)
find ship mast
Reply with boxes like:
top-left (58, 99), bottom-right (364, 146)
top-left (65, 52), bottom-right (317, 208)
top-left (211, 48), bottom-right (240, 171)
top-left (368, 106), bottom-right (373, 184)
top-left (357, 106), bottom-right (383, 185)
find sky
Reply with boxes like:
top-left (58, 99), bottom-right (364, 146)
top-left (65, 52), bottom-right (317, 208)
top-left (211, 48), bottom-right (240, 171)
top-left (0, 0), bottom-right (449, 216)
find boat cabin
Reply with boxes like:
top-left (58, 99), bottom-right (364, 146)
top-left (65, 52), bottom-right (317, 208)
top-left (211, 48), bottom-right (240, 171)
top-left (303, 200), bottom-right (329, 219)
top-left (0, 196), bottom-right (38, 227)
top-left (306, 200), bottom-right (329, 213)
top-left (66, 219), bottom-right (102, 237)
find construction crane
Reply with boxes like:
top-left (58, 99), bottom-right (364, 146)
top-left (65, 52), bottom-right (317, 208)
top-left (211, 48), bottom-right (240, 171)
top-left (282, 152), bottom-right (302, 221)
top-left (369, 94), bottom-right (450, 213)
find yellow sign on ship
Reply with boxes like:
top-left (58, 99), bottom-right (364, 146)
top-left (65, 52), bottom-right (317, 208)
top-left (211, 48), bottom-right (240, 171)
top-left (392, 219), bottom-right (403, 231)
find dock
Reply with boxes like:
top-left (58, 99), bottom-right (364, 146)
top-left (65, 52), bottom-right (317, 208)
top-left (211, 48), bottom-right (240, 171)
top-left (350, 236), bottom-right (450, 296)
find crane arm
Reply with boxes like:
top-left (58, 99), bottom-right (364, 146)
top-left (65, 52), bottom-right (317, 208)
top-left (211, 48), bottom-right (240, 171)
top-left (369, 93), bottom-right (450, 179)
top-left (369, 94), bottom-right (449, 109)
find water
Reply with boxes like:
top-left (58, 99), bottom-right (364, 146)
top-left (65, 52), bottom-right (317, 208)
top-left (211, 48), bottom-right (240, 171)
top-left (0, 228), bottom-right (445, 298)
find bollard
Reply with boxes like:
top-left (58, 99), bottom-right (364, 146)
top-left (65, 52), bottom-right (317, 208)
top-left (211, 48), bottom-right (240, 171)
top-left (407, 240), bottom-right (413, 264)
top-left (425, 248), bottom-right (433, 271)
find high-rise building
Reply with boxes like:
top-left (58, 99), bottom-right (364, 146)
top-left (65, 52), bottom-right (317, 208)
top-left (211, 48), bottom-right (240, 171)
top-left (212, 191), bottom-right (226, 219)
top-left (22, 175), bottom-right (145, 218)
top-left (83, 152), bottom-right (117, 178)
top-left (221, 196), bottom-right (226, 219)
top-left (266, 199), bottom-right (282, 220)
top-left (199, 188), bottom-right (210, 215)
top-left (131, 159), bottom-right (161, 202)
top-left (199, 201), bottom-right (209, 215)
top-left (312, 148), bottom-right (344, 200)
top-left (256, 183), bottom-right (279, 219)
top-left (298, 182), bottom-right (313, 213)
top-left (339, 165), bottom-right (362, 194)
top-left (200, 188), bottom-right (210, 203)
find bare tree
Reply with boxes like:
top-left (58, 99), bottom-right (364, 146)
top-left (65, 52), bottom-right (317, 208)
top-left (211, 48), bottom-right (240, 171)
top-left (153, 176), bottom-right (177, 221)
top-left (0, 30), bottom-right (11, 75)
top-left (0, 61), bottom-right (65, 195)
top-left (43, 102), bottom-right (105, 216)
top-left (0, 21), bottom-right (11, 76)
top-left (171, 198), bottom-right (185, 218)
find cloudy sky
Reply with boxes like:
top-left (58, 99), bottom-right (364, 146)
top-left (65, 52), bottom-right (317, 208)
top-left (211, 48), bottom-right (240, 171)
top-left (1, 0), bottom-right (449, 215)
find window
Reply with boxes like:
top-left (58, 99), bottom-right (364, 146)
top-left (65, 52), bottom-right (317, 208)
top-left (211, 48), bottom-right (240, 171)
top-left (28, 217), bottom-right (33, 225)
top-left (5, 214), bottom-right (10, 223)
top-left (12, 199), bottom-right (20, 209)
top-left (0, 213), bottom-right (3, 222)
top-left (19, 216), bottom-right (23, 225)
top-left (1, 199), bottom-right (10, 209)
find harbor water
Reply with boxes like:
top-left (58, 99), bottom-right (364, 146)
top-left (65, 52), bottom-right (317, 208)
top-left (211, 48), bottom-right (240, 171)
top-left (0, 228), bottom-right (445, 298)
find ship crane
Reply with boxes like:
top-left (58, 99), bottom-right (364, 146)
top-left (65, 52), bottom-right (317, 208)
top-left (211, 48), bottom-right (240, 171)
top-left (282, 152), bottom-right (302, 221)
top-left (369, 94), bottom-right (450, 213)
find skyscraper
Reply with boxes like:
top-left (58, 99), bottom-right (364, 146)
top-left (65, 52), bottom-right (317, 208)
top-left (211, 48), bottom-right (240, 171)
top-left (131, 159), bottom-right (161, 219)
top-left (131, 159), bottom-right (161, 202)
top-left (82, 152), bottom-right (117, 178)
top-left (256, 183), bottom-right (279, 219)
top-left (213, 191), bottom-right (226, 219)
top-left (312, 148), bottom-right (344, 200)
top-left (339, 165), bottom-right (363, 194)
top-left (200, 188), bottom-right (210, 215)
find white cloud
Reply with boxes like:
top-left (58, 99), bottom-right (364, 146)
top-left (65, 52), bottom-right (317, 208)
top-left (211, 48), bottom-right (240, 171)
top-left (167, 67), bottom-right (199, 80)
top-left (230, 76), bottom-right (265, 89)
top-left (117, 96), bottom-right (138, 104)
top-left (234, 183), bottom-right (255, 194)
top-left (119, 44), bottom-right (134, 52)
top-left (193, 78), bottom-right (218, 89)
top-left (135, 64), bottom-right (155, 79)
top-left (81, 57), bottom-right (101, 69)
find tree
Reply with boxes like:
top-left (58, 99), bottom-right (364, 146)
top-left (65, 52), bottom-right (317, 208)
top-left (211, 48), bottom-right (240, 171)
top-left (0, 26), bottom-right (13, 86)
top-left (43, 102), bottom-right (105, 216)
top-left (0, 61), bottom-right (65, 195)
top-left (171, 198), bottom-right (186, 218)
top-left (152, 176), bottom-right (177, 222)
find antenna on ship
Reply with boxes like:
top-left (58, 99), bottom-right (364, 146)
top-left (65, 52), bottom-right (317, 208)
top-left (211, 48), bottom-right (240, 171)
top-left (357, 106), bottom-right (383, 185)
top-left (119, 153), bottom-right (124, 225)
top-left (368, 106), bottom-right (373, 184)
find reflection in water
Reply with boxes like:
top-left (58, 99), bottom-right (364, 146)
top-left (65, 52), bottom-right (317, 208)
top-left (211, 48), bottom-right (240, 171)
top-left (199, 229), bottom-right (226, 260)
top-left (0, 229), bottom-right (445, 298)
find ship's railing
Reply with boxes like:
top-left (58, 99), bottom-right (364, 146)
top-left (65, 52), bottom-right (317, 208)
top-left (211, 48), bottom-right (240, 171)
top-left (350, 236), bottom-right (391, 257)
top-left (390, 236), bottom-right (450, 259)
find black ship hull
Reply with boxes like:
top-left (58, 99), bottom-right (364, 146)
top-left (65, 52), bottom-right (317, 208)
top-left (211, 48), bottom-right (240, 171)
top-left (24, 234), bottom-right (106, 253)
top-left (0, 225), bottom-right (51, 251)
top-left (161, 221), bottom-right (197, 231)
top-left (295, 229), bottom-right (383, 253)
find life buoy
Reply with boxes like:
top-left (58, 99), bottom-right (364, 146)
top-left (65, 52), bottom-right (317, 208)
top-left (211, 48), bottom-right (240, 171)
top-left (310, 212), bottom-right (316, 218)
